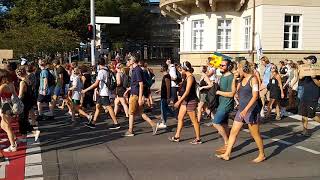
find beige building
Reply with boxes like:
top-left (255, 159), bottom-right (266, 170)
top-left (160, 0), bottom-right (320, 67)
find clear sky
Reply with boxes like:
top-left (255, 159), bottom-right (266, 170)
top-left (149, 0), bottom-right (160, 3)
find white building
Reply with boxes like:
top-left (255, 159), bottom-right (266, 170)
top-left (160, 0), bottom-right (320, 66)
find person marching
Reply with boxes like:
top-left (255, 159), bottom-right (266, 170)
top-left (68, 68), bottom-right (92, 124)
top-left (266, 64), bottom-right (284, 120)
top-left (114, 63), bottom-right (129, 118)
top-left (212, 59), bottom-right (236, 154)
top-left (169, 61), bottom-right (202, 144)
top-left (216, 60), bottom-right (265, 163)
top-left (197, 65), bottom-right (213, 123)
top-left (82, 58), bottom-right (120, 129)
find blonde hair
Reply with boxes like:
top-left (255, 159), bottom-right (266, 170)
top-left (260, 56), bottom-right (270, 64)
top-left (238, 60), bottom-right (254, 74)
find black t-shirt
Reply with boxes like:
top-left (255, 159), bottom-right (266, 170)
top-left (161, 74), bottom-right (171, 99)
top-left (301, 76), bottom-right (320, 102)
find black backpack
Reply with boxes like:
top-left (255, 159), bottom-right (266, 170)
top-left (46, 69), bottom-right (56, 87)
top-left (62, 68), bottom-right (70, 85)
top-left (207, 83), bottom-right (220, 113)
top-left (101, 68), bottom-right (116, 91)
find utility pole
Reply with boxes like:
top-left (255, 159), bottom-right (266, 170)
top-left (90, 0), bottom-right (96, 66)
top-left (251, 0), bottom-right (256, 63)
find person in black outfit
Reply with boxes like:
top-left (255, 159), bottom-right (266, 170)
top-left (16, 66), bottom-right (40, 141)
top-left (267, 64), bottom-right (284, 120)
top-left (298, 56), bottom-right (320, 136)
top-left (169, 61), bottom-right (201, 144)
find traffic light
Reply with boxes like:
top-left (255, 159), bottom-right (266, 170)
top-left (86, 24), bottom-right (94, 40)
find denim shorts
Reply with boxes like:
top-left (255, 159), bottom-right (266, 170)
top-left (212, 110), bottom-right (229, 125)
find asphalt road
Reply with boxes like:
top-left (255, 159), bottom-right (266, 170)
top-left (35, 95), bottom-right (320, 180)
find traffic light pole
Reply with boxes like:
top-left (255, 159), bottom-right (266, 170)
top-left (90, 0), bottom-right (96, 66)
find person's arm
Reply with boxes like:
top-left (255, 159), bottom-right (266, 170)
top-left (82, 79), bottom-right (99, 93)
top-left (312, 76), bottom-right (320, 87)
top-left (255, 71), bottom-right (262, 89)
top-left (240, 77), bottom-right (259, 117)
top-left (165, 77), bottom-right (171, 100)
top-left (291, 70), bottom-right (299, 88)
top-left (276, 74), bottom-right (285, 98)
top-left (18, 81), bottom-right (26, 99)
top-left (200, 75), bottom-right (213, 90)
top-left (176, 76), bottom-right (193, 105)
top-left (207, 68), bottom-right (214, 77)
top-left (216, 78), bottom-right (236, 98)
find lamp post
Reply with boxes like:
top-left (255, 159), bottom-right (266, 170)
top-left (90, 0), bottom-right (96, 66)
top-left (251, 0), bottom-right (256, 63)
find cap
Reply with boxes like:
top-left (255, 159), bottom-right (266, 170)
top-left (304, 55), bottom-right (317, 64)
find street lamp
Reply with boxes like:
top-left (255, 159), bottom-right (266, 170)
top-left (90, 0), bottom-right (96, 66)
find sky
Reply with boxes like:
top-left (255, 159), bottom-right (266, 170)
top-left (149, 0), bottom-right (160, 3)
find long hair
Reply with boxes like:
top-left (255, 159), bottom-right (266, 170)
top-left (238, 60), bottom-right (254, 74)
top-left (0, 69), bottom-right (10, 85)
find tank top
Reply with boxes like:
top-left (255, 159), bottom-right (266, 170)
top-left (238, 76), bottom-right (257, 111)
top-left (199, 77), bottom-right (208, 93)
top-left (181, 75), bottom-right (197, 102)
top-left (269, 75), bottom-right (280, 90)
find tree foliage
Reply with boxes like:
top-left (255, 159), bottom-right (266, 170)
top-left (0, 0), bottom-right (152, 57)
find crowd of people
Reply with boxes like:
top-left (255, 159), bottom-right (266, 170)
top-left (0, 52), bottom-right (319, 163)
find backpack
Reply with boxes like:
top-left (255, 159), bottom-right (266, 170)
top-left (143, 70), bottom-right (153, 88)
top-left (62, 68), bottom-right (70, 85)
top-left (46, 69), bottom-right (56, 87)
top-left (101, 68), bottom-right (116, 91)
top-left (207, 83), bottom-right (220, 113)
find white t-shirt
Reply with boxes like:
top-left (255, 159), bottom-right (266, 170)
top-left (72, 76), bottom-right (82, 100)
top-left (168, 64), bottom-right (178, 87)
top-left (97, 68), bottom-right (109, 96)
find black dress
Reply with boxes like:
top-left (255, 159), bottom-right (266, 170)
top-left (269, 76), bottom-right (281, 100)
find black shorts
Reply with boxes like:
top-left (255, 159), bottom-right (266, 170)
top-left (97, 96), bottom-right (111, 106)
top-left (299, 101), bottom-right (318, 118)
top-left (38, 95), bottom-right (51, 103)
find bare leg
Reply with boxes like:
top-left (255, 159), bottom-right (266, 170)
top-left (114, 98), bottom-right (120, 116)
top-left (141, 113), bottom-right (156, 127)
top-left (187, 111), bottom-right (201, 140)
top-left (275, 101), bottom-right (280, 119)
top-left (119, 98), bottom-right (129, 117)
top-left (174, 105), bottom-right (187, 138)
top-left (197, 101), bottom-right (204, 123)
top-left (29, 109), bottom-right (37, 126)
top-left (1, 115), bottom-right (15, 146)
top-left (248, 124), bottom-right (265, 163)
top-left (302, 116), bottom-right (308, 130)
top-left (105, 105), bottom-right (119, 124)
top-left (128, 114), bottom-right (134, 133)
top-left (213, 123), bottom-right (229, 145)
top-left (218, 121), bottom-right (243, 160)
top-left (92, 104), bottom-right (101, 124)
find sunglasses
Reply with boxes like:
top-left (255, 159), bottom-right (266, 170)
top-left (220, 64), bottom-right (227, 67)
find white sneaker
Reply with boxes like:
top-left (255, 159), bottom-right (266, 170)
top-left (87, 114), bottom-right (93, 122)
top-left (34, 130), bottom-right (40, 142)
top-left (157, 122), bottom-right (167, 129)
top-left (3, 144), bottom-right (17, 152)
top-left (260, 110), bottom-right (265, 118)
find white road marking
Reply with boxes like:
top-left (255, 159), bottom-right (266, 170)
top-left (25, 134), bottom-right (44, 179)
top-left (241, 117), bottom-right (320, 155)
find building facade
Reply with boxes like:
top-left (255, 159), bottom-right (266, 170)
top-left (160, 0), bottom-right (320, 66)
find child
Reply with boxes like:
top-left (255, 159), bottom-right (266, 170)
top-left (69, 68), bottom-right (92, 124)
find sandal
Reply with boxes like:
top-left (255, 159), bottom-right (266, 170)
top-left (168, 136), bottom-right (180, 142)
top-left (190, 139), bottom-right (202, 145)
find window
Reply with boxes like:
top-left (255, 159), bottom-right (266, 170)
top-left (284, 15), bottom-right (301, 49)
top-left (244, 16), bottom-right (251, 49)
top-left (192, 20), bottom-right (204, 51)
top-left (217, 19), bottom-right (232, 50)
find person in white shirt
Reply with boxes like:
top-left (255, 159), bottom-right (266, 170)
top-left (166, 59), bottom-right (179, 103)
top-left (82, 58), bottom-right (120, 129)
top-left (69, 67), bottom-right (92, 124)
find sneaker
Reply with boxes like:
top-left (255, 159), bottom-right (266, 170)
top-left (275, 116), bottom-right (281, 121)
top-left (157, 122), bottom-right (167, 129)
top-left (3, 144), bottom-right (17, 152)
top-left (85, 122), bottom-right (96, 129)
top-left (152, 124), bottom-right (158, 135)
top-left (123, 131), bottom-right (135, 137)
top-left (109, 124), bottom-right (120, 130)
top-left (301, 129), bottom-right (311, 137)
top-left (34, 130), bottom-right (40, 142)
top-left (190, 139), bottom-right (202, 145)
